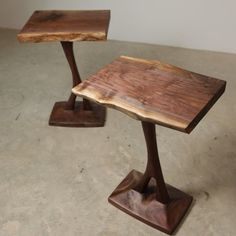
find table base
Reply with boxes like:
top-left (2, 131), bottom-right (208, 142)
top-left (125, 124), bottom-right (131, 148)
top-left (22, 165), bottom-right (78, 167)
top-left (49, 101), bottom-right (106, 127)
top-left (108, 170), bottom-right (193, 235)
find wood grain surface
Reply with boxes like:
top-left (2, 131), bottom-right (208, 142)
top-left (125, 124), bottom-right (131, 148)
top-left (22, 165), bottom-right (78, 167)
top-left (109, 170), bottom-right (193, 235)
top-left (17, 10), bottom-right (110, 43)
top-left (72, 56), bottom-right (226, 133)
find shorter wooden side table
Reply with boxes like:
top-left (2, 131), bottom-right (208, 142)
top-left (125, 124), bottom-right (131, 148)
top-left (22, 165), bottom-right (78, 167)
top-left (72, 56), bottom-right (226, 234)
top-left (18, 10), bottom-right (110, 127)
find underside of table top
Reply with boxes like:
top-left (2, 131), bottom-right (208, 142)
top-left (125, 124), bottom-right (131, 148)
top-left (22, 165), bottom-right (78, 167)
top-left (17, 10), bottom-right (110, 43)
top-left (72, 56), bottom-right (226, 133)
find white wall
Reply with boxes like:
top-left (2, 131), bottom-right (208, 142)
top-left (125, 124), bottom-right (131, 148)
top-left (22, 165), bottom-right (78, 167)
top-left (1, 0), bottom-right (236, 53)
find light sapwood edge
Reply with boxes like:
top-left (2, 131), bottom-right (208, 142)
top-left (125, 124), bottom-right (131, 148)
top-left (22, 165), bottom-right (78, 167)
top-left (72, 86), bottom-right (189, 132)
top-left (120, 56), bottom-right (183, 69)
top-left (119, 56), bottom-right (224, 82)
top-left (17, 32), bottom-right (107, 43)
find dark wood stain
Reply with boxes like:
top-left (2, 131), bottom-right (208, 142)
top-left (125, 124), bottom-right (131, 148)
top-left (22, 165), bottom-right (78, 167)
top-left (49, 101), bottom-right (106, 127)
top-left (17, 11), bottom-right (109, 127)
top-left (72, 56), bottom-right (226, 133)
top-left (40, 12), bottom-right (63, 22)
top-left (17, 10), bottom-right (110, 42)
top-left (109, 122), bottom-right (193, 235)
top-left (48, 41), bottom-right (106, 127)
top-left (71, 56), bottom-right (226, 233)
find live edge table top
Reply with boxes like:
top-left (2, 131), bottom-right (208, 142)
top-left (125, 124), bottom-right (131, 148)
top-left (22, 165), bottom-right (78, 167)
top-left (17, 10), bottom-right (110, 43)
top-left (72, 56), bottom-right (226, 133)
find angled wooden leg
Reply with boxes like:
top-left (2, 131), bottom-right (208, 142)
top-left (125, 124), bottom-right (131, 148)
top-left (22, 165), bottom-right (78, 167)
top-left (49, 41), bottom-right (106, 127)
top-left (134, 122), bottom-right (170, 204)
top-left (108, 121), bottom-right (193, 235)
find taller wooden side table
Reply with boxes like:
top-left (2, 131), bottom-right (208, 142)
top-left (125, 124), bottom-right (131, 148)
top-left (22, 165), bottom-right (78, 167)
top-left (18, 10), bottom-right (110, 127)
top-left (72, 56), bottom-right (226, 234)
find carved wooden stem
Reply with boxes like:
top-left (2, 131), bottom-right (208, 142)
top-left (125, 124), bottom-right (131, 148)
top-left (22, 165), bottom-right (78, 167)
top-left (134, 121), bottom-right (170, 204)
top-left (61, 41), bottom-right (91, 110)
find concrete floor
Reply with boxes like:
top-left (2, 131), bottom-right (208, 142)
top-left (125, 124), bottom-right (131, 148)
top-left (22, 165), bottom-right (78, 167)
top-left (0, 28), bottom-right (235, 236)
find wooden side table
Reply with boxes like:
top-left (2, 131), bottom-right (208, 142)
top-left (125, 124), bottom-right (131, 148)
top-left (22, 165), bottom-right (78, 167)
top-left (72, 56), bottom-right (226, 234)
top-left (17, 10), bottom-right (110, 127)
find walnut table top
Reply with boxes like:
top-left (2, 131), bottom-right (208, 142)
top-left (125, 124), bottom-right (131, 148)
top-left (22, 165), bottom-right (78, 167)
top-left (72, 56), bottom-right (226, 133)
top-left (17, 10), bottom-right (110, 43)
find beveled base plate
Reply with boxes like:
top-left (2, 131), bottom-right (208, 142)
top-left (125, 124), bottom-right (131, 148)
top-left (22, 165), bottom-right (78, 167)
top-left (49, 101), bottom-right (106, 127)
top-left (108, 170), bottom-right (193, 235)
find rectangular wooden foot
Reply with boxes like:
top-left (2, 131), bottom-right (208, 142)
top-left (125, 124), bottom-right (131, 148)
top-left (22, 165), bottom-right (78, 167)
top-left (108, 170), bottom-right (193, 235)
top-left (49, 101), bottom-right (106, 127)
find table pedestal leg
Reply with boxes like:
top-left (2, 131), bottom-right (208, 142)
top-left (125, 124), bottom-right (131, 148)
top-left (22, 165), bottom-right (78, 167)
top-left (108, 121), bottom-right (193, 235)
top-left (49, 41), bottom-right (106, 127)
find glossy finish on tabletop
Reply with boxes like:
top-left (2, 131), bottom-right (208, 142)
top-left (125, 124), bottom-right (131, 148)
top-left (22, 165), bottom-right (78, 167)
top-left (72, 56), bottom-right (226, 133)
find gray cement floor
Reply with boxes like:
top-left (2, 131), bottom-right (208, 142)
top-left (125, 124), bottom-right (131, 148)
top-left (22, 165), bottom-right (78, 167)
top-left (0, 28), bottom-right (235, 236)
